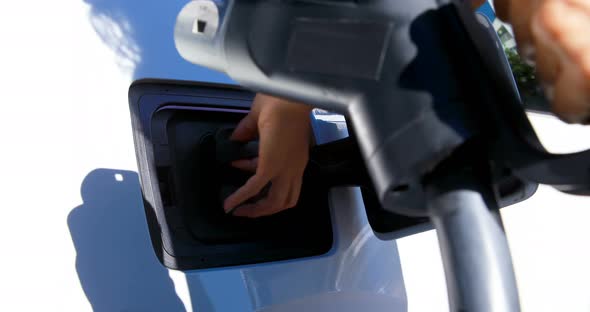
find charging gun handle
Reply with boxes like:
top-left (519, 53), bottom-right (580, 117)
top-left (426, 170), bottom-right (520, 311)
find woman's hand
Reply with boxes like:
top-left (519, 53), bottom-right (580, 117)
top-left (223, 93), bottom-right (313, 218)
top-left (478, 0), bottom-right (590, 123)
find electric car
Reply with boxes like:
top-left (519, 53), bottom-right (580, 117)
top-left (1, 1), bottom-right (590, 311)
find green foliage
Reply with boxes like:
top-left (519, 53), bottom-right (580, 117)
top-left (504, 48), bottom-right (542, 97)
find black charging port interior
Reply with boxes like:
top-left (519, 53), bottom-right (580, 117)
top-left (130, 82), bottom-right (334, 270)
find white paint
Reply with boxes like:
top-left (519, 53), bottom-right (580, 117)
top-left (0, 1), bottom-right (137, 311)
top-left (191, 0), bottom-right (220, 38)
top-left (243, 187), bottom-right (408, 312)
top-left (502, 113), bottom-right (590, 312)
top-left (528, 112), bottom-right (590, 153)
top-left (2, 1), bottom-right (590, 311)
top-left (169, 270), bottom-right (194, 312)
top-left (397, 230), bottom-right (448, 312)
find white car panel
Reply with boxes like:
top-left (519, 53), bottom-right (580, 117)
top-left (1, 1), bottom-right (590, 312)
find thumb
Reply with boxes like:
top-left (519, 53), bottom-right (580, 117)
top-left (231, 113), bottom-right (258, 142)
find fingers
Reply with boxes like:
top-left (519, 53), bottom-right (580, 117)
top-left (508, 0), bottom-right (541, 56)
top-left (535, 0), bottom-right (590, 62)
top-left (234, 177), bottom-right (290, 218)
top-left (567, 0), bottom-right (590, 12)
top-left (286, 176), bottom-right (303, 209)
top-left (553, 65), bottom-right (590, 123)
top-left (233, 177), bottom-right (296, 218)
top-left (531, 4), bottom-right (561, 84)
top-left (231, 113), bottom-right (258, 142)
top-left (223, 174), bottom-right (269, 213)
top-left (532, 0), bottom-right (590, 122)
top-left (494, 0), bottom-right (511, 22)
top-left (224, 92), bottom-right (313, 218)
top-left (532, 36), bottom-right (560, 85)
top-left (232, 158), bottom-right (259, 173)
top-left (230, 93), bottom-right (283, 143)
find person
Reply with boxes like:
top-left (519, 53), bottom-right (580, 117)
top-left (224, 0), bottom-right (590, 218)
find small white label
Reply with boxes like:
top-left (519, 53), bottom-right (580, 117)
top-left (191, 0), bottom-right (220, 38)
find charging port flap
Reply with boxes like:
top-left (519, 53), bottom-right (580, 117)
top-left (129, 80), bottom-right (333, 270)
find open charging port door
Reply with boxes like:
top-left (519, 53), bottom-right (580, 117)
top-left (129, 80), bottom-right (333, 270)
top-left (129, 79), bottom-right (538, 270)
